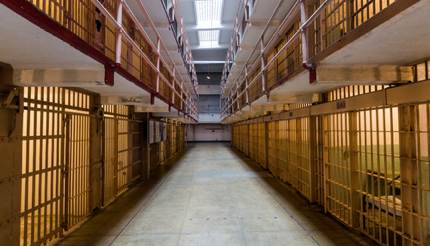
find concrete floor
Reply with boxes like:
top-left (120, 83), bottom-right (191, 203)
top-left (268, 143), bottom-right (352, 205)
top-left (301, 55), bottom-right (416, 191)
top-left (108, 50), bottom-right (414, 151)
top-left (57, 143), bottom-right (370, 246)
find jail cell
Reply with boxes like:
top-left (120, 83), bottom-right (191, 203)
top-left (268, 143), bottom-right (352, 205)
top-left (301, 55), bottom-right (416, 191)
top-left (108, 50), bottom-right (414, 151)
top-left (159, 122), bottom-right (167, 164)
top-left (20, 87), bottom-right (92, 246)
top-left (166, 122), bottom-right (177, 157)
top-left (232, 126), bottom-right (239, 149)
top-left (102, 105), bottom-right (142, 204)
top-left (176, 124), bottom-right (185, 153)
top-left (64, 92), bottom-right (91, 230)
top-left (130, 118), bottom-right (144, 183)
top-left (284, 117), bottom-right (312, 201)
top-left (159, 141), bottom-right (167, 164)
top-left (170, 124), bottom-right (177, 156)
top-left (323, 112), bottom-right (355, 226)
top-left (249, 123), bottom-right (257, 161)
top-left (311, 116), bottom-right (325, 206)
top-left (352, 105), bottom-right (430, 245)
top-left (102, 105), bottom-right (117, 205)
top-left (267, 121), bottom-right (279, 177)
top-left (257, 122), bottom-right (267, 169)
top-left (278, 120), bottom-right (289, 183)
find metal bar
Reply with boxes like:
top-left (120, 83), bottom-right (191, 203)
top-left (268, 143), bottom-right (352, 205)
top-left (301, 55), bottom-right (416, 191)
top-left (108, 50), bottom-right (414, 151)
top-left (115, 0), bottom-right (123, 64)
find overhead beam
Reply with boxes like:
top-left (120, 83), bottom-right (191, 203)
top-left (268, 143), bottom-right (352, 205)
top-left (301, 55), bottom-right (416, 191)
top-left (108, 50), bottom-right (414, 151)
top-left (185, 23), bottom-right (234, 31)
top-left (100, 95), bottom-right (151, 105)
top-left (135, 105), bottom-right (170, 113)
top-left (191, 44), bottom-right (229, 50)
top-left (192, 61), bottom-right (227, 64)
top-left (11, 68), bottom-right (106, 86)
top-left (316, 65), bottom-right (414, 84)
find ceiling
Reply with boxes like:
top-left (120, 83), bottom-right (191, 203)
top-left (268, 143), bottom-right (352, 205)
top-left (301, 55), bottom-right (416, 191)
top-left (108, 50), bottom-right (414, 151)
top-left (176, 0), bottom-right (241, 122)
top-left (176, 0), bottom-right (241, 77)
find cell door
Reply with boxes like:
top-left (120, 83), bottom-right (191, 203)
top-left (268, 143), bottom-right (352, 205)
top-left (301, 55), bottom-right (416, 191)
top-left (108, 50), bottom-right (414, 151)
top-left (20, 87), bottom-right (92, 246)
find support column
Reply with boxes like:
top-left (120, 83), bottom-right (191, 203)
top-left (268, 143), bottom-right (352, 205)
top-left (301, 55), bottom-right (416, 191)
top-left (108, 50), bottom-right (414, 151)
top-left (245, 66), bottom-right (250, 105)
top-left (115, 1), bottom-right (123, 64)
top-left (156, 39), bottom-right (161, 94)
top-left (264, 120), bottom-right (269, 170)
top-left (89, 94), bottom-right (103, 211)
top-left (309, 115), bottom-right (317, 203)
top-left (0, 84), bottom-right (22, 246)
top-left (300, 0), bottom-right (309, 65)
top-left (142, 113), bottom-right (151, 180)
top-left (260, 40), bottom-right (267, 95)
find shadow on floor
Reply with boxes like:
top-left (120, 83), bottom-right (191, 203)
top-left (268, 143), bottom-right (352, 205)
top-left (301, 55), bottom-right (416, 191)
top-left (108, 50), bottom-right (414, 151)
top-left (56, 146), bottom-right (193, 246)
top-left (228, 146), bottom-right (372, 246)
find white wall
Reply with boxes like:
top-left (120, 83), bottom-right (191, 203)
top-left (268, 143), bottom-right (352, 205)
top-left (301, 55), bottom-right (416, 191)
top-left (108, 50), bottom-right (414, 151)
top-left (187, 124), bottom-right (231, 142)
top-left (198, 113), bottom-right (221, 123)
top-left (197, 84), bottom-right (221, 95)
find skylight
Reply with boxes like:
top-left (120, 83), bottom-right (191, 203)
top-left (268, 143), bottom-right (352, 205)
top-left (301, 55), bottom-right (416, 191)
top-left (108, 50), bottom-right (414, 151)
top-left (195, 0), bottom-right (223, 48)
top-left (195, 0), bottom-right (223, 27)
top-left (198, 30), bottom-right (220, 48)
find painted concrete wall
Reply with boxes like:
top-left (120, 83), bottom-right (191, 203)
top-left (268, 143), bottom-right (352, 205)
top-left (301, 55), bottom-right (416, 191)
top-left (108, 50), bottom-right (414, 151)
top-left (187, 124), bottom-right (231, 142)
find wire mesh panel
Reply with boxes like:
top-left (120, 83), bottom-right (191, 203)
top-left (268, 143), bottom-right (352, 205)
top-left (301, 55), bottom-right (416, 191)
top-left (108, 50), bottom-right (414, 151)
top-left (323, 112), bottom-right (354, 226)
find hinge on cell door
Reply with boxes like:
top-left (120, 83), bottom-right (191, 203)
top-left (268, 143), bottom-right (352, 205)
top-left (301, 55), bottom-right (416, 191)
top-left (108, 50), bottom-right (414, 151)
top-left (1, 88), bottom-right (20, 110)
top-left (0, 88), bottom-right (21, 140)
top-left (63, 114), bottom-right (72, 124)
top-left (61, 221), bottom-right (68, 231)
top-left (91, 106), bottom-right (104, 134)
top-left (61, 165), bottom-right (69, 176)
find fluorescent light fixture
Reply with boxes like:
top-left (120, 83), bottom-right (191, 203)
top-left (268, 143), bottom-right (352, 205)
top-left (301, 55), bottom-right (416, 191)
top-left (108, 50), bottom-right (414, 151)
top-left (195, 0), bottom-right (223, 28)
top-left (198, 30), bottom-right (220, 48)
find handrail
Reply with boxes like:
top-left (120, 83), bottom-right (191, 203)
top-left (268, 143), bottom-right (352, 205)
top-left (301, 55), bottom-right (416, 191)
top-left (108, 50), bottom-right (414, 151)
top-left (131, 0), bottom-right (196, 97)
top-left (86, 0), bottom-right (197, 116)
top-left (221, 0), bottom-right (302, 116)
top-left (221, 0), bottom-right (400, 119)
top-left (221, 0), bottom-right (401, 119)
top-left (222, 0), bottom-right (297, 97)
top-left (221, 0), bottom-right (286, 94)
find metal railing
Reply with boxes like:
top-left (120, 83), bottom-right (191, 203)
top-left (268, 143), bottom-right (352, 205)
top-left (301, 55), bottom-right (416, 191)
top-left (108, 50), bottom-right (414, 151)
top-left (22, 0), bottom-right (198, 120)
top-left (220, 0), bottom-right (402, 120)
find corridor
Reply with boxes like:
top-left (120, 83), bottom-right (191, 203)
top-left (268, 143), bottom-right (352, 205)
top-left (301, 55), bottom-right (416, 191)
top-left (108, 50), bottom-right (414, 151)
top-left (57, 143), bottom-right (369, 246)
